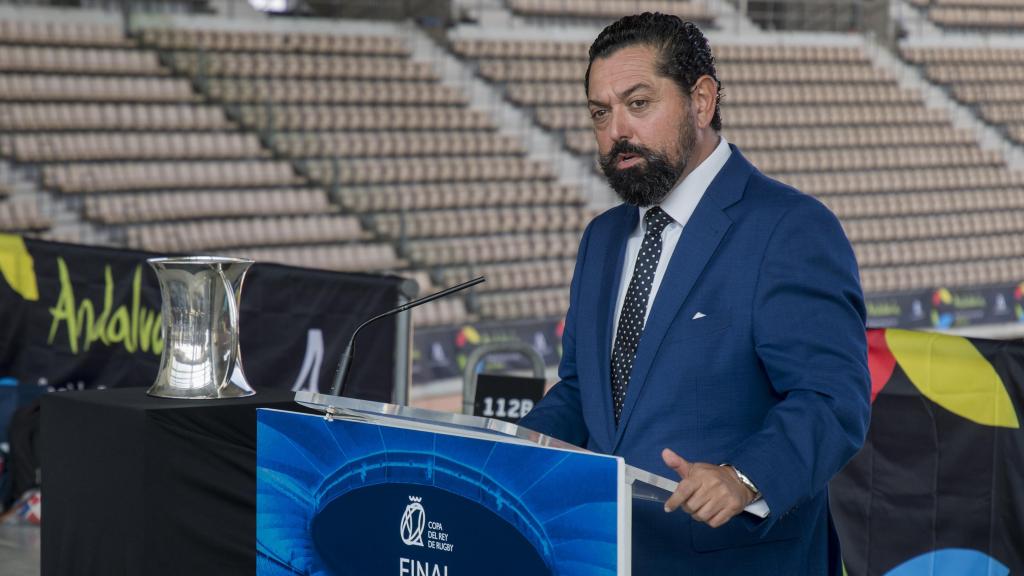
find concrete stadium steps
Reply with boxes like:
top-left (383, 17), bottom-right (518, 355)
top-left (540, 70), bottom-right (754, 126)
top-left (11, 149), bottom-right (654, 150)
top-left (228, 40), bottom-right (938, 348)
top-left (125, 15), bottom-right (586, 325)
top-left (448, 29), bottom-right (1024, 300)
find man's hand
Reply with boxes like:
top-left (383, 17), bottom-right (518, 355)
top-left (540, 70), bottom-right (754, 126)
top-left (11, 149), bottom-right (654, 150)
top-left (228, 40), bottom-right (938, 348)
top-left (662, 448), bottom-right (755, 528)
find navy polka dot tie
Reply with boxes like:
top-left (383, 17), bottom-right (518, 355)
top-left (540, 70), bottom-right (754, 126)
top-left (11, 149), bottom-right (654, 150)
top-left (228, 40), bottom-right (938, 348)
top-left (611, 206), bottom-right (674, 425)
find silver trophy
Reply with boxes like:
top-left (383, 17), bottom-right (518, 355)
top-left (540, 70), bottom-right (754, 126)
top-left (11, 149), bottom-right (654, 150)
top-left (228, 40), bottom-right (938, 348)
top-left (147, 256), bottom-right (255, 399)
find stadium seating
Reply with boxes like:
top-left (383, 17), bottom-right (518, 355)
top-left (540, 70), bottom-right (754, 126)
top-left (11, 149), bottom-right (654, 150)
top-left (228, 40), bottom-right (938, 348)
top-left (902, 46), bottom-right (1024, 146)
top-left (451, 35), bottom-right (1024, 296)
top-left (235, 104), bottom-right (496, 131)
top-left (904, 0), bottom-right (1024, 31)
top-left (406, 232), bottom-right (580, 266)
top-left (83, 188), bottom-right (335, 223)
top-left (41, 161), bottom-right (300, 193)
top-left (1, 132), bottom-right (267, 162)
top-left (222, 243), bottom-right (405, 272)
top-left (140, 27), bottom-right (409, 55)
top-left (505, 0), bottom-right (715, 27)
top-left (371, 206), bottom-right (590, 239)
top-left (0, 195), bottom-right (51, 233)
top-left (335, 182), bottom-right (583, 213)
top-left (0, 74), bottom-right (196, 102)
top-left (0, 45), bottom-right (167, 75)
top-left (439, 259), bottom-right (575, 293)
top-left (133, 24), bottom-right (589, 325)
top-left (477, 286), bottom-right (569, 320)
top-left (5, 9), bottom-right (1024, 327)
top-left (0, 103), bottom-right (234, 131)
top-left (168, 52), bottom-right (439, 80)
top-left (273, 132), bottom-right (526, 158)
top-left (125, 214), bottom-right (369, 252)
top-left (0, 17), bottom-right (413, 307)
top-left (0, 18), bottom-right (131, 47)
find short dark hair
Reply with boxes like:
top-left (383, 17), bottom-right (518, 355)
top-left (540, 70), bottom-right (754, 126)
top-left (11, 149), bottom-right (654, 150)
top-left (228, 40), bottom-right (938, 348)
top-left (584, 13), bottom-right (722, 131)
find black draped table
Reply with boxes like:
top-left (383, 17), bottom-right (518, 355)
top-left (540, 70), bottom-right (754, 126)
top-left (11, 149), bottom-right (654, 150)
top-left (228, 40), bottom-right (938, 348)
top-left (40, 387), bottom-right (314, 575)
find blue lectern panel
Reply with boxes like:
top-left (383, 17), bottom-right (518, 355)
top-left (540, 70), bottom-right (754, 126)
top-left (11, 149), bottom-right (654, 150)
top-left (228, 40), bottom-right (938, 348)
top-left (313, 483), bottom-right (549, 575)
top-left (257, 409), bottom-right (623, 576)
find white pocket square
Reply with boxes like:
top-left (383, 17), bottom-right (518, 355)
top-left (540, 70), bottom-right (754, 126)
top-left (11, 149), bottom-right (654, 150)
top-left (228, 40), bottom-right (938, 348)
top-left (692, 312), bottom-right (707, 320)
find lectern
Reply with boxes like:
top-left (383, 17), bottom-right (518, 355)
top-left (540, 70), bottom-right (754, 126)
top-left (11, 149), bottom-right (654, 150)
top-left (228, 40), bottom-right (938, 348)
top-left (256, 392), bottom-right (684, 575)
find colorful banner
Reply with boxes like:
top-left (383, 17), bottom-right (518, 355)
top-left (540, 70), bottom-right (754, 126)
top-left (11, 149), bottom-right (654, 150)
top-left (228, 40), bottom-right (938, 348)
top-left (412, 318), bottom-right (563, 383)
top-left (831, 328), bottom-right (1024, 575)
top-left (865, 285), bottom-right (1024, 329)
top-left (257, 409), bottom-right (625, 575)
top-left (411, 286), bottom-right (1024, 383)
top-left (0, 234), bottom-right (401, 401)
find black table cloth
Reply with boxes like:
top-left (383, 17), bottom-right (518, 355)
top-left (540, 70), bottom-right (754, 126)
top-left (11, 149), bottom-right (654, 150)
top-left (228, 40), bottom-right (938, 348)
top-left (41, 387), bottom-right (314, 575)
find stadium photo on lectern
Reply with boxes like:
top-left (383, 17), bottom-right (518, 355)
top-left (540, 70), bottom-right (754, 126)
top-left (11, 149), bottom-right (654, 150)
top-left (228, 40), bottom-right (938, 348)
top-left (1, 0), bottom-right (1024, 574)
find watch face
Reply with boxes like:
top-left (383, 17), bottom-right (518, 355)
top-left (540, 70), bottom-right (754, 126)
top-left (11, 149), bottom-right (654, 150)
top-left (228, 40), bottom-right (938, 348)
top-left (733, 467), bottom-right (759, 495)
top-left (720, 463), bottom-right (759, 497)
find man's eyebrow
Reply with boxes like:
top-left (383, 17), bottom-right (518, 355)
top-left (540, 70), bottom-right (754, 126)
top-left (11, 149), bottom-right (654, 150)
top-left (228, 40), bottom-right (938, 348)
top-left (587, 82), bottom-right (653, 108)
top-left (619, 82), bottom-right (653, 99)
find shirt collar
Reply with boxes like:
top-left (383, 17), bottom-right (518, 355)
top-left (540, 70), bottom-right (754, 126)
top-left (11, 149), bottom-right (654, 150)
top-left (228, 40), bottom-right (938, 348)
top-left (639, 136), bottom-right (732, 229)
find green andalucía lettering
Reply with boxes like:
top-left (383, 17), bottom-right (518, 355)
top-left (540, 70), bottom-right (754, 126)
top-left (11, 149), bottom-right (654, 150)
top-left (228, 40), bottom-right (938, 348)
top-left (952, 294), bottom-right (986, 309)
top-left (867, 301), bottom-right (901, 317)
top-left (47, 258), bottom-right (163, 356)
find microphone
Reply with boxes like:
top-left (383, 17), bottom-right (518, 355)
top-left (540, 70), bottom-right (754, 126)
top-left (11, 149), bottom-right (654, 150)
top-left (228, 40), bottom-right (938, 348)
top-left (329, 276), bottom-right (486, 398)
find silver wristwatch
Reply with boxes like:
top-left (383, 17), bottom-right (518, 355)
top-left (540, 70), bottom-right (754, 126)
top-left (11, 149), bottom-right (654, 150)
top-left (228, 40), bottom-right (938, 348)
top-left (721, 464), bottom-right (761, 500)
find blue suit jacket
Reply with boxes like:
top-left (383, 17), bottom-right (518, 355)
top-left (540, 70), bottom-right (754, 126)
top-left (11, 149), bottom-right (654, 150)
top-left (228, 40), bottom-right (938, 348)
top-left (519, 146), bottom-right (870, 575)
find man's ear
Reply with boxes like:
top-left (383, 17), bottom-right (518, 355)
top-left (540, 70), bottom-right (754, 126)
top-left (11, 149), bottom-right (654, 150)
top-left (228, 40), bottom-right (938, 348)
top-left (690, 75), bottom-right (718, 130)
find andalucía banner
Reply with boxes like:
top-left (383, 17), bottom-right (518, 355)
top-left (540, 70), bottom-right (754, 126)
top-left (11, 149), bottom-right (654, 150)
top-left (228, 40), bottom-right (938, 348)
top-left (831, 328), bottom-right (1024, 575)
top-left (0, 234), bottom-right (401, 401)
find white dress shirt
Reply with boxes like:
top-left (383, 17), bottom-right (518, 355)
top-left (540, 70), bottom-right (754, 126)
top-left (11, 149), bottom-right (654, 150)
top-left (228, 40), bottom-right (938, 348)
top-left (611, 137), bottom-right (732, 334)
top-left (608, 137), bottom-right (771, 518)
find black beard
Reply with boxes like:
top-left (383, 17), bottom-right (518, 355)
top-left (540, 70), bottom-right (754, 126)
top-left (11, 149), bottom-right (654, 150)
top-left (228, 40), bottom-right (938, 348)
top-left (598, 121), bottom-right (697, 207)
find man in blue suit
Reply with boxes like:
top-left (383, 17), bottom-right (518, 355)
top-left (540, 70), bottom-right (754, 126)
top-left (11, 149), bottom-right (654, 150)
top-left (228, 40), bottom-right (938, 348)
top-left (518, 13), bottom-right (871, 574)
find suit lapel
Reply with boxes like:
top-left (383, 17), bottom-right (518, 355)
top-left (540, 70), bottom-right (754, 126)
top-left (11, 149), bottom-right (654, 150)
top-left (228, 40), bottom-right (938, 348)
top-left (613, 147), bottom-right (754, 449)
top-left (591, 205), bottom-right (637, 450)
